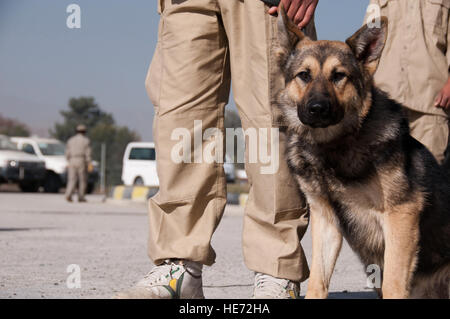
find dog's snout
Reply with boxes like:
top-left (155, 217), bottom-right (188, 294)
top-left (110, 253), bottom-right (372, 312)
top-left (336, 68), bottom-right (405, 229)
top-left (298, 98), bottom-right (339, 128)
top-left (308, 101), bottom-right (330, 117)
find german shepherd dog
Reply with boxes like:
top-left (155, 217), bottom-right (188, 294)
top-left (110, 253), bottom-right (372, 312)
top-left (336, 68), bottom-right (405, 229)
top-left (275, 11), bottom-right (450, 299)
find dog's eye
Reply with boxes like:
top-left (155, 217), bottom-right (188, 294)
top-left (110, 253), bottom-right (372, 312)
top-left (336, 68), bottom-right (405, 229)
top-left (297, 71), bottom-right (311, 83)
top-left (331, 72), bottom-right (346, 83)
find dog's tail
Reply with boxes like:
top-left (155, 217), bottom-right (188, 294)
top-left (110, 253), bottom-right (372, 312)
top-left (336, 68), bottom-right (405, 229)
top-left (410, 264), bottom-right (450, 299)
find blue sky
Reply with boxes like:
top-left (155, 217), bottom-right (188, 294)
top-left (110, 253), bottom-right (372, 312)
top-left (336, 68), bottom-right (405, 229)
top-left (0, 0), bottom-right (369, 140)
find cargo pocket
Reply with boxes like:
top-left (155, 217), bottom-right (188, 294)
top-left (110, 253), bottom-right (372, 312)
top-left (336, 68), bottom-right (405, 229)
top-left (422, 0), bottom-right (450, 53)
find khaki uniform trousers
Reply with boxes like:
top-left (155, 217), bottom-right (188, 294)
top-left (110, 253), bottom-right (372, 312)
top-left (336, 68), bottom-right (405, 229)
top-left (65, 158), bottom-right (88, 200)
top-left (406, 109), bottom-right (450, 164)
top-left (146, 0), bottom-right (314, 281)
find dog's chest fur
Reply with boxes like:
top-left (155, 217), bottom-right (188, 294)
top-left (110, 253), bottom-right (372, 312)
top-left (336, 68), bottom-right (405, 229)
top-left (287, 134), bottom-right (392, 266)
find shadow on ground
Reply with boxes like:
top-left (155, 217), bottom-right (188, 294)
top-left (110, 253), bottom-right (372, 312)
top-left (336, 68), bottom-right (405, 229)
top-left (0, 227), bottom-right (57, 232)
top-left (327, 291), bottom-right (378, 299)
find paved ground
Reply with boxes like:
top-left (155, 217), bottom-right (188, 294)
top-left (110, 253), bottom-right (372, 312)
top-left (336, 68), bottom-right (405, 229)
top-left (0, 191), bottom-right (377, 299)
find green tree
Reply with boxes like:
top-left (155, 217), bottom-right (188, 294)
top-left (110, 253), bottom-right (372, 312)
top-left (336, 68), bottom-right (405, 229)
top-left (50, 97), bottom-right (114, 142)
top-left (51, 97), bottom-right (140, 186)
top-left (0, 114), bottom-right (30, 137)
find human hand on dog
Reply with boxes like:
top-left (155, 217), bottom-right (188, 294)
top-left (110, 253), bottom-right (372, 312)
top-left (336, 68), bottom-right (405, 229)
top-left (268, 0), bottom-right (319, 29)
top-left (434, 77), bottom-right (450, 110)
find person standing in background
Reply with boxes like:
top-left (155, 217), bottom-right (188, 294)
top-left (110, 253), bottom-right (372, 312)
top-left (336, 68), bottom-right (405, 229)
top-left (366, 0), bottom-right (450, 163)
top-left (65, 124), bottom-right (92, 203)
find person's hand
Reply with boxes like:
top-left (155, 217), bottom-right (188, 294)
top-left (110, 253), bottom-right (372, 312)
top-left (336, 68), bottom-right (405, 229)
top-left (434, 77), bottom-right (450, 110)
top-left (268, 0), bottom-right (319, 29)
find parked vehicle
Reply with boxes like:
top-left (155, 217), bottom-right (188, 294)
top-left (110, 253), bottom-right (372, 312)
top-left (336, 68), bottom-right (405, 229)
top-left (12, 137), bottom-right (98, 193)
top-left (122, 142), bottom-right (159, 186)
top-left (0, 135), bottom-right (46, 192)
top-left (235, 168), bottom-right (248, 184)
top-left (122, 142), bottom-right (235, 186)
top-left (224, 155), bottom-right (235, 183)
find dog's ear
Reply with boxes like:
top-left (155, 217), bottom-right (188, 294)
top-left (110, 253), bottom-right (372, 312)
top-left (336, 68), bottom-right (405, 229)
top-left (345, 17), bottom-right (388, 75)
top-left (276, 4), bottom-right (310, 69)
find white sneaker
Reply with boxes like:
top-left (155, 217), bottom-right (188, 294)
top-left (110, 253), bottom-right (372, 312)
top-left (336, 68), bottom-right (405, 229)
top-left (114, 259), bottom-right (204, 299)
top-left (253, 272), bottom-right (300, 299)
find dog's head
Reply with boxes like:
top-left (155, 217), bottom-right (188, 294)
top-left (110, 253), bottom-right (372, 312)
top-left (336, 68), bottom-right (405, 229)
top-left (276, 9), bottom-right (387, 144)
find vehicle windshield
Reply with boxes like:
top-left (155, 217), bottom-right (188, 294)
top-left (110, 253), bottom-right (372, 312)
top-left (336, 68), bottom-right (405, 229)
top-left (129, 147), bottom-right (156, 160)
top-left (0, 136), bottom-right (19, 151)
top-left (38, 142), bottom-right (66, 156)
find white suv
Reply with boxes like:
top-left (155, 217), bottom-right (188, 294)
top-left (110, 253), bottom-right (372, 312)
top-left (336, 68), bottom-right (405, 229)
top-left (122, 142), bottom-right (159, 186)
top-left (0, 135), bottom-right (45, 192)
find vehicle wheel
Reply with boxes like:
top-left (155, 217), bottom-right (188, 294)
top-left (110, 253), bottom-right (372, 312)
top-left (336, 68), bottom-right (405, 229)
top-left (43, 174), bottom-right (61, 193)
top-left (19, 182), bottom-right (40, 193)
top-left (134, 177), bottom-right (144, 186)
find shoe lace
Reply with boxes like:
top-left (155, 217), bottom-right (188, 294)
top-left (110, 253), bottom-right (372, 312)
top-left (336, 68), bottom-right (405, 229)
top-left (143, 260), bottom-right (183, 285)
top-left (254, 273), bottom-right (292, 297)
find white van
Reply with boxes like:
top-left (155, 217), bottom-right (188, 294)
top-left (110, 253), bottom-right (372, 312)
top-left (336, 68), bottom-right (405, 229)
top-left (122, 142), bottom-right (236, 187)
top-left (122, 142), bottom-right (159, 186)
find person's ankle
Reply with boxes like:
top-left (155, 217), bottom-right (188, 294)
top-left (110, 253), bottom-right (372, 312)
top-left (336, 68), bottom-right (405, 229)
top-left (176, 259), bottom-right (203, 277)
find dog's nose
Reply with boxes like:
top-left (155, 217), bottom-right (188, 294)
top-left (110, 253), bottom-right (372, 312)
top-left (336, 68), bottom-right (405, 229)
top-left (308, 101), bottom-right (330, 117)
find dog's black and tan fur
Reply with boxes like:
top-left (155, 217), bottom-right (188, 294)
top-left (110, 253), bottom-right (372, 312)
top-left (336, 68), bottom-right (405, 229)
top-left (275, 10), bottom-right (450, 298)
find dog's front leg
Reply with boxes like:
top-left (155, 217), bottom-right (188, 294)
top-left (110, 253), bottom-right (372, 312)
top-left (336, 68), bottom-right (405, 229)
top-left (382, 203), bottom-right (420, 299)
top-left (305, 196), bottom-right (343, 299)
